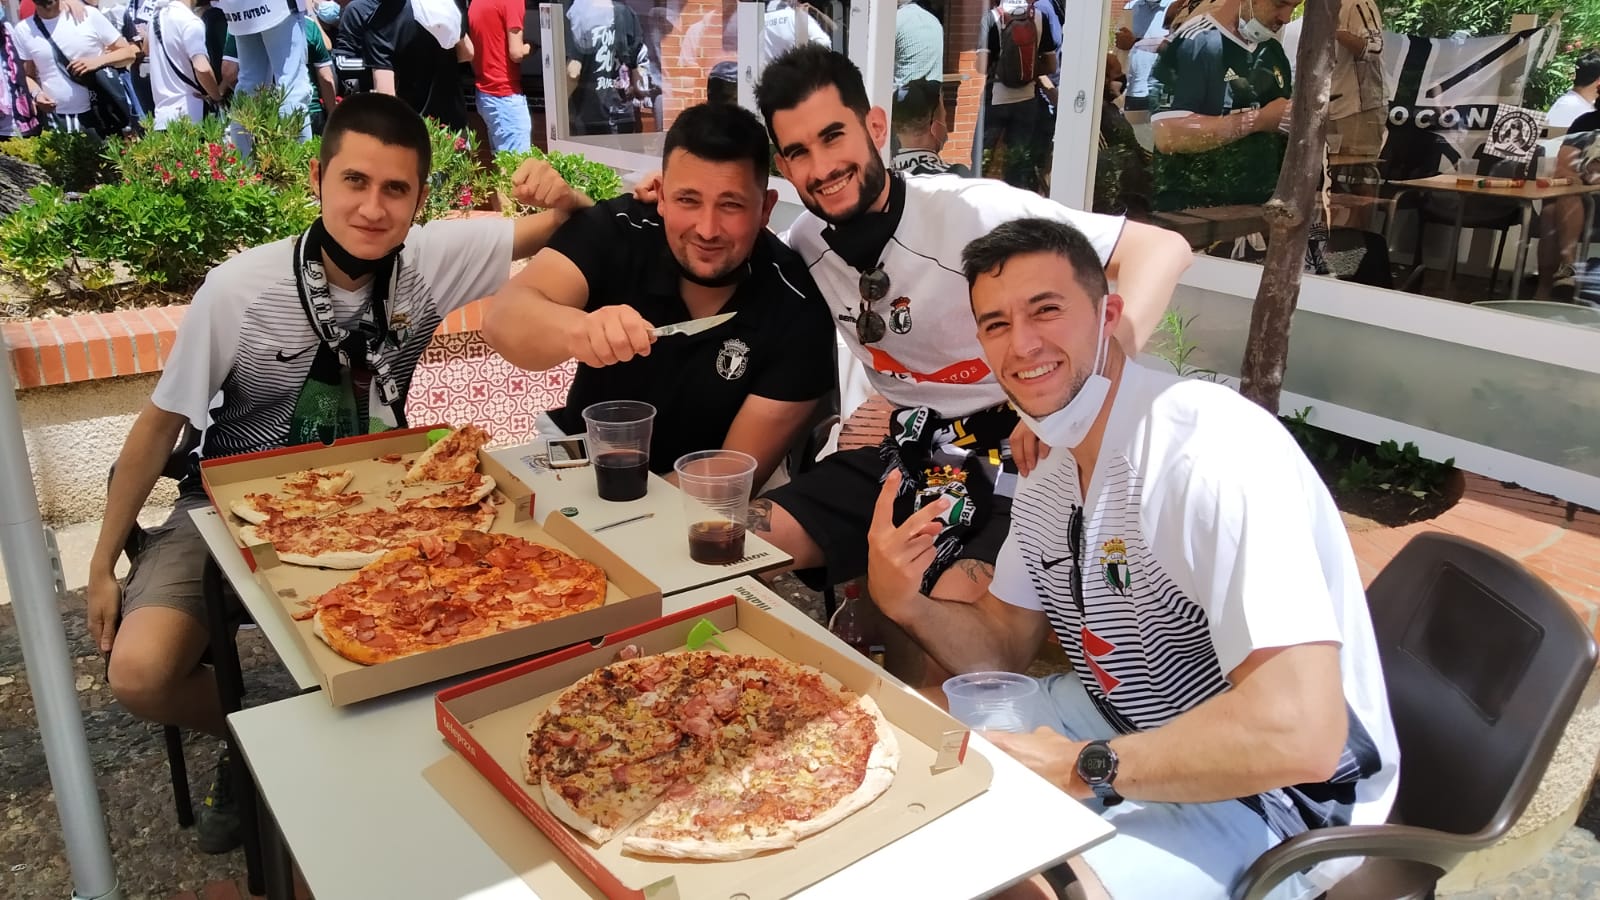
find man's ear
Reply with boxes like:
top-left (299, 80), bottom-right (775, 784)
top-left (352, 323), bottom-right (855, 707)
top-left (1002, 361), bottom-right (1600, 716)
top-left (760, 188), bottom-right (779, 226)
top-left (308, 158), bottom-right (321, 202)
top-left (772, 148), bottom-right (795, 186)
top-left (866, 105), bottom-right (889, 151)
top-left (1103, 292), bottom-right (1126, 333)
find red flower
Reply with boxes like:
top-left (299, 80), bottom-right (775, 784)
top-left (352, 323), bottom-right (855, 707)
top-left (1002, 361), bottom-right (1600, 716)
top-left (454, 137), bottom-right (467, 152)
top-left (189, 169), bottom-right (199, 178)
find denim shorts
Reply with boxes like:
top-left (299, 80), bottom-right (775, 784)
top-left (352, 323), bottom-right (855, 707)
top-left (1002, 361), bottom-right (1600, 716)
top-left (476, 90), bottom-right (532, 154)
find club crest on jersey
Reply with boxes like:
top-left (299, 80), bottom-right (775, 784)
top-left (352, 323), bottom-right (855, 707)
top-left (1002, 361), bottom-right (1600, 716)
top-left (917, 466), bottom-right (974, 529)
top-left (889, 296), bottom-right (913, 334)
top-left (715, 338), bottom-right (750, 381)
top-left (1101, 537), bottom-right (1130, 595)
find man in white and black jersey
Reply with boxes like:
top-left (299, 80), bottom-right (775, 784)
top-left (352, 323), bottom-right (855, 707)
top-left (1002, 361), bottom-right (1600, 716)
top-left (868, 218), bottom-right (1398, 900)
top-left (746, 46), bottom-right (1191, 686)
top-left (84, 92), bottom-right (592, 853)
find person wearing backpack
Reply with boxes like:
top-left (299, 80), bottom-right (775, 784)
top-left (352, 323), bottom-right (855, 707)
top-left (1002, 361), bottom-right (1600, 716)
top-left (976, 0), bottom-right (1057, 192)
top-left (147, 0), bottom-right (224, 128)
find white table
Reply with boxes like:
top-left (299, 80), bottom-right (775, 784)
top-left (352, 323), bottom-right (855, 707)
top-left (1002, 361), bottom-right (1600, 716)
top-left (229, 576), bottom-right (1117, 900)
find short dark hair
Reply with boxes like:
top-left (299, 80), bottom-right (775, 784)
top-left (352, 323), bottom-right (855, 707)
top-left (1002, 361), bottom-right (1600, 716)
top-left (961, 218), bottom-right (1109, 301)
top-left (319, 93), bottom-right (432, 188)
top-left (1577, 52), bottom-right (1600, 89)
top-left (706, 61), bottom-right (739, 105)
top-left (661, 102), bottom-right (772, 186)
top-left (754, 44), bottom-right (871, 141)
top-left (892, 80), bottom-right (944, 132)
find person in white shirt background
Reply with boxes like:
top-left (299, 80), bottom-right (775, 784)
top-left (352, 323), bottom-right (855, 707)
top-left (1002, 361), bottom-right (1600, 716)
top-left (1549, 52), bottom-right (1600, 130)
top-left (14, 0), bottom-right (137, 134)
top-left (147, 0), bottom-right (224, 128)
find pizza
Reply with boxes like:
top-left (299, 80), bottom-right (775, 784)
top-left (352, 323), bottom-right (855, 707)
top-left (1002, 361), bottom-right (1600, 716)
top-left (293, 530), bottom-right (608, 664)
top-left (396, 473), bottom-right (498, 510)
top-left (240, 500), bottom-right (498, 568)
top-left (406, 424), bottom-right (492, 484)
top-left (526, 652), bottom-right (899, 860)
top-left (229, 467), bottom-right (362, 525)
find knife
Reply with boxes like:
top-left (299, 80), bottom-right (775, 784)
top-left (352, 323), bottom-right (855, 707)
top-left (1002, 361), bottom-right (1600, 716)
top-left (652, 312), bottom-right (736, 338)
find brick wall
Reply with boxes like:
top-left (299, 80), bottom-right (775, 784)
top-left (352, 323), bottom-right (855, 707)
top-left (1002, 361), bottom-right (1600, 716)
top-left (659, 0), bottom-right (735, 128)
top-left (941, 2), bottom-right (985, 168)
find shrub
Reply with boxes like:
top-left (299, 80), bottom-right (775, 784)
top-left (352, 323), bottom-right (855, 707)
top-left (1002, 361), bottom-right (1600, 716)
top-left (227, 86), bottom-right (319, 191)
top-left (0, 136), bottom-right (42, 166)
top-left (36, 130), bottom-right (115, 192)
top-left (492, 147), bottom-right (623, 214)
top-left (419, 120), bottom-right (493, 223)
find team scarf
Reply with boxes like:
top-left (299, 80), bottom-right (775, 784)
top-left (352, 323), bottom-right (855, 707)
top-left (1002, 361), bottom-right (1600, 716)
top-left (290, 218), bottom-right (409, 437)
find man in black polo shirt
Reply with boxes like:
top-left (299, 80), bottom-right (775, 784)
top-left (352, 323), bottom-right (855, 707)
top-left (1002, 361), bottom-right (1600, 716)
top-left (482, 101), bottom-right (836, 490)
top-left (334, 0), bottom-right (470, 129)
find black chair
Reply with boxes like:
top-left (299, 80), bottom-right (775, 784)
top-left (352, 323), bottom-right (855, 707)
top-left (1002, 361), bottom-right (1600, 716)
top-left (1231, 532), bottom-right (1599, 900)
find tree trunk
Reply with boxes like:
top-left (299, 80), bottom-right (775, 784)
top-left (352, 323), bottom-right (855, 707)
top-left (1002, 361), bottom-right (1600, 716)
top-left (1238, 0), bottom-right (1340, 414)
top-left (0, 154), bottom-right (48, 219)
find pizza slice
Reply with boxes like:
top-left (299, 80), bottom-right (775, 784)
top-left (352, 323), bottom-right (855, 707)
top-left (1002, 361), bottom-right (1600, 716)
top-left (242, 501), bottom-right (497, 569)
top-left (230, 467), bottom-right (361, 524)
top-left (396, 473), bottom-right (497, 510)
top-left (404, 425), bottom-right (492, 484)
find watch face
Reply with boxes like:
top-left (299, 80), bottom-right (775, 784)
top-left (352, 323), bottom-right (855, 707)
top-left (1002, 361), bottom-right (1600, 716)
top-left (1080, 752), bottom-right (1113, 780)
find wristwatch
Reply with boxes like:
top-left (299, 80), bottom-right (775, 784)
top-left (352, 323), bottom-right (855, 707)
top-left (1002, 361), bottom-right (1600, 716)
top-left (1076, 740), bottom-right (1123, 807)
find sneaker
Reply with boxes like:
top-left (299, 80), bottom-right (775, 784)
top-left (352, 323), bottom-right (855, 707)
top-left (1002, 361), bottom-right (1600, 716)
top-left (196, 750), bottom-right (242, 854)
top-left (1553, 262), bottom-right (1577, 292)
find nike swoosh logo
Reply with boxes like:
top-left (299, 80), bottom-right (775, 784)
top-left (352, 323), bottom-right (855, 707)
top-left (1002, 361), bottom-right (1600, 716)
top-left (276, 346), bottom-right (314, 362)
top-left (1042, 556), bottom-right (1072, 570)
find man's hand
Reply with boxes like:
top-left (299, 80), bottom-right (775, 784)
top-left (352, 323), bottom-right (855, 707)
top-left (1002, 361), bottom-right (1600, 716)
top-left (1258, 98), bottom-right (1293, 136)
top-left (632, 170), bottom-right (662, 203)
top-left (984, 727), bottom-right (1091, 799)
top-left (86, 571), bottom-right (121, 655)
top-left (35, 92), bottom-right (56, 113)
top-left (68, 56), bottom-right (103, 77)
top-left (1009, 418), bottom-right (1049, 477)
top-left (866, 469), bottom-right (951, 614)
top-left (62, 0), bottom-right (87, 22)
top-left (568, 305), bottom-right (656, 367)
top-left (512, 158), bottom-right (588, 212)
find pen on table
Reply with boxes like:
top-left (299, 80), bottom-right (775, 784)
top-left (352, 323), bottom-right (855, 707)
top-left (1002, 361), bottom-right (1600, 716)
top-left (592, 512), bottom-right (655, 532)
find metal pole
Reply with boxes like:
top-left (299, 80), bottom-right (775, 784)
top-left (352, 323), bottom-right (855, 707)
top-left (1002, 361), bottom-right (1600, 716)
top-left (0, 332), bottom-right (122, 900)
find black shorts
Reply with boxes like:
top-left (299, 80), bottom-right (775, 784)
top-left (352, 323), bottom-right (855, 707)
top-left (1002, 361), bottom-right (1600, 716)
top-left (763, 446), bottom-right (1014, 591)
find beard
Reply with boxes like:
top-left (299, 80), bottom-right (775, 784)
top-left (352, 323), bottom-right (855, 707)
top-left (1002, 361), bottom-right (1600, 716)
top-left (802, 143), bottom-right (891, 226)
top-left (1003, 361), bottom-right (1089, 419)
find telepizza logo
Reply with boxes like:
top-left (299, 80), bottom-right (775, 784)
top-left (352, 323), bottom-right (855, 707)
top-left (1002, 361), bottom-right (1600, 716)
top-left (867, 347), bottom-right (990, 385)
top-left (1081, 625), bottom-right (1121, 695)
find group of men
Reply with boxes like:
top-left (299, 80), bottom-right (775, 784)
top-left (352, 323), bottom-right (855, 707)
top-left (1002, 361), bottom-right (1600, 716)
top-left (94, 43), bottom-right (1398, 900)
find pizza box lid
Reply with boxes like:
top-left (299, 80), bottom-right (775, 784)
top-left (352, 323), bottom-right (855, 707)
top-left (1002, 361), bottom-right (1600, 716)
top-left (431, 588), bottom-right (994, 900)
top-left (199, 426), bottom-right (664, 707)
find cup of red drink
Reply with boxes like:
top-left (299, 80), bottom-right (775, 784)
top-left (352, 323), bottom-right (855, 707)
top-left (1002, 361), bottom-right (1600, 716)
top-left (674, 450), bottom-right (757, 564)
top-left (582, 400), bottom-right (656, 501)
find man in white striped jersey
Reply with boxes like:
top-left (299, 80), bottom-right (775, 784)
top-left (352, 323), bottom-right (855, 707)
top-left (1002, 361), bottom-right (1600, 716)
top-left (86, 92), bottom-right (591, 853)
top-left (867, 218), bottom-right (1397, 899)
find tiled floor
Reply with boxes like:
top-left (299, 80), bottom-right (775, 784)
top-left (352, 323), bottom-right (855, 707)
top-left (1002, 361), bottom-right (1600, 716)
top-left (169, 400), bottom-right (1600, 899)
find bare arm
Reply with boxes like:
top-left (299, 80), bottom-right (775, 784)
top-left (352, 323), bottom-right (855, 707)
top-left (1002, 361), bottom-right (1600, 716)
top-left (1333, 30), bottom-right (1368, 55)
top-left (372, 67), bottom-right (396, 94)
top-left (312, 63), bottom-right (337, 118)
top-left (1151, 102), bottom-right (1290, 154)
top-left (189, 54), bottom-right (223, 101)
top-left (988, 642), bottom-right (1348, 803)
top-left (455, 33), bottom-right (475, 62)
top-left (482, 249), bottom-right (595, 371)
top-left (867, 470), bottom-right (1052, 673)
top-left (722, 396), bottom-right (819, 494)
top-left (221, 58), bottom-right (239, 93)
top-left (86, 403), bottom-right (190, 653)
top-left (508, 156), bottom-right (597, 259)
top-left (507, 26), bottom-right (530, 63)
top-left (1103, 220), bottom-right (1191, 353)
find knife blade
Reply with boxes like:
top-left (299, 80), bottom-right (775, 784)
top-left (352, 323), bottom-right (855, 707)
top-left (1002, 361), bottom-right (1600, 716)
top-left (652, 312), bottom-right (736, 338)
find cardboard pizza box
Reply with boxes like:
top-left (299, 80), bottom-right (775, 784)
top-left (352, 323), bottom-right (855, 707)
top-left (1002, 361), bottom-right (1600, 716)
top-left (200, 427), bottom-right (664, 706)
top-left (432, 590), bottom-right (994, 900)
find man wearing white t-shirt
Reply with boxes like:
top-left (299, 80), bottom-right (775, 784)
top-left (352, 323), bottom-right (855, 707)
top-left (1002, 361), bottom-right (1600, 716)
top-left (1549, 52), bottom-right (1600, 130)
top-left (868, 217), bottom-right (1398, 900)
top-left (84, 93), bottom-right (592, 854)
top-left (146, 0), bottom-right (223, 128)
top-left (750, 46), bottom-right (1191, 686)
top-left (14, 0), bottom-right (136, 133)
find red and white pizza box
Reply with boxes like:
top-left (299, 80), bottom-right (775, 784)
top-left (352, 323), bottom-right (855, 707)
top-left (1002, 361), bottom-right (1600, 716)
top-left (201, 426), bottom-right (664, 707)
top-left (432, 589), bottom-right (994, 900)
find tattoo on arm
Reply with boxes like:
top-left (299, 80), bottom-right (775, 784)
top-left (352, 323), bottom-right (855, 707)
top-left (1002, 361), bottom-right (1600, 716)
top-left (955, 559), bottom-right (995, 586)
top-left (747, 498), bottom-right (773, 533)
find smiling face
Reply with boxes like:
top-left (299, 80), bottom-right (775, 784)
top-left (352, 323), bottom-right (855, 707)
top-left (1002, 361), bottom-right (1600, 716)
top-left (308, 132), bottom-right (426, 262)
top-left (659, 149), bottom-right (776, 283)
top-left (970, 251), bottom-right (1123, 419)
top-left (770, 86), bottom-right (891, 225)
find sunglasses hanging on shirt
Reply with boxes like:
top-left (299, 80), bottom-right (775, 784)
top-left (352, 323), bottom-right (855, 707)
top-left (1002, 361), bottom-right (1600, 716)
top-left (856, 264), bottom-right (891, 345)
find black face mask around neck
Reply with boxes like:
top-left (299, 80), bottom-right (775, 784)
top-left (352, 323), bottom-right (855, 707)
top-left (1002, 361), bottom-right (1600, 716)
top-left (677, 257), bottom-right (751, 288)
top-left (309, 217), bottom-right (399, 279)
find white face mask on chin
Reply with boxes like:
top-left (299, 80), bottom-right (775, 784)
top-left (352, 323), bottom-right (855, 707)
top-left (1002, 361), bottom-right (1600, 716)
top-left (1013, 298), bottom-right (1112, 451)
top-left (1237, 0), bottom-right (1279, 45)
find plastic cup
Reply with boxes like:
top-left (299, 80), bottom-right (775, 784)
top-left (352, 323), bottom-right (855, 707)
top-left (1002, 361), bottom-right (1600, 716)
top-left (674, 450), bottom-right (757, 564)
top-left (582, 401), bottom-right (656, 501)
top-left (942, 672), bottom-right (1041, 733)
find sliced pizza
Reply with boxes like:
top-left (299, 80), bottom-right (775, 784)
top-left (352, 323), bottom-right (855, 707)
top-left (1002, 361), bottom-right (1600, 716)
top-left (405, 424), bottom-right (492, 484)
top-left (229, 468), bottom-right (361, 524)
top-left (242, 500), bottom-right (498, 568)
top-left (396, 473), bottom-right (497, 510)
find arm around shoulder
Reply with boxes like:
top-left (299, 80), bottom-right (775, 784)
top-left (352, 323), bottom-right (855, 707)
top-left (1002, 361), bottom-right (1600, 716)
top-left (1106, 220), bottom-right (1190, 354)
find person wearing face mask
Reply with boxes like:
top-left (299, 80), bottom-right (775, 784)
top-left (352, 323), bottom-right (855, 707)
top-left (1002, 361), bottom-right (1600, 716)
top-left (868, 217), bottom-right (1397, 900)
top-left (890, 78), bottom-right (971, 177)
top-left (83, 92), bottom-right (592, 855)
top-left (1148, 0), bottom-right (1299, 212)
